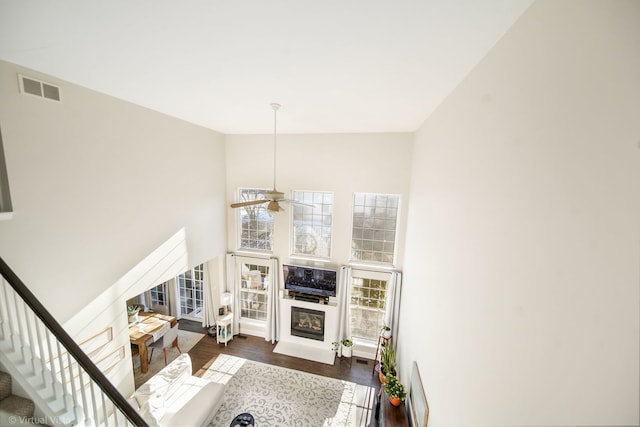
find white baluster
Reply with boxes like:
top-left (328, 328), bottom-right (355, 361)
top-left (77, 370), bottom-right (91, 427)
top-left (14, 293), bottom-right (27, 362)
top-left (0, 279), bottom-right (6, 341)
top-left (34, 318), bottom-right (47, 383)
top-left (55, 341), bottom-right (68, 402)
top-left (4, 286), bottom-right (18, 352)
top-left (25, 308), bottom-right (38, 374)
top-left (100, 391), bottom-right (109, 427)
top-left (45, 329), bottom-right (57, 399)
top-left (66, 353), bottom-right (81, 425)
top-left (89, 380), bottom-right (99, 427)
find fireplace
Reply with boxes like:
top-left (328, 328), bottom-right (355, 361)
top-left (290, 306), bottom-right (325, 341)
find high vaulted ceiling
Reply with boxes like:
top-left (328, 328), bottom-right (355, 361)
top-left (0, 1), bottom-right (533, 134)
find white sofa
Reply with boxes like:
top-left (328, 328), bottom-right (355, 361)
top-left (130, 353), bottom-right (225, 427)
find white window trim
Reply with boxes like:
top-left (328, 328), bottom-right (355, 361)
top-left (347, 267), bottom-right (397, 359)
top-left (348, 192), bottom-right (401, 268)
top-left (0, 125), bottom-right (14, 219)
top-left (233, 255), bottom-right (274, 331)
top-left (177, 264), bottom-right (204, 321)
top-left (235, 188), bottom-right (274, 253)
top-left (289, 190), bottom-right (334, 260)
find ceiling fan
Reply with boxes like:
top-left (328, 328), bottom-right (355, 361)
top-left (230, 103), bottom-right (312, 213)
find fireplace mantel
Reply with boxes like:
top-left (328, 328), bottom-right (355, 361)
top-left (275, 297), bottom-right (339, 364)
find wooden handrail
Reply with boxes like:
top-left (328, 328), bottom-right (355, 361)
top-left (0, 256), bottom-right (148, 427)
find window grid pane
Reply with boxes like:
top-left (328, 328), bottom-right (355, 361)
top-left (240, 263), bottom-right (269, 321)
top-left (149, 282), bottom-right (166, 306)
top-left (351, 193), bottom-right (399, 265)
top-left (291, 191), bottom-right (333, 258)
top-left (238, 188), bottom-right (274, 251)
top-left (350, 277), bottom-right (387, 340)
top-left (177, 264), bottom-right (204, 318)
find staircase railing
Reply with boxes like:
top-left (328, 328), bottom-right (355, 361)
top-left (0, 257), bottom-right (147, 427)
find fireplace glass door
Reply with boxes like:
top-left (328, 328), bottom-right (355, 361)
top-left (290, 306), bottom-right (325, 341)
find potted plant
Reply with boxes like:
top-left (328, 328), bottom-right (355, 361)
top-left (379, 343), bottom-right (396, 384)
top-left (127, 305), bottom-right (140, 323)
top-left (331, 341), bottom-right (340, 353)
top-left (341, 337), bottom-right (354, 358)
top-left (383, 374), bottom-right (406, 406)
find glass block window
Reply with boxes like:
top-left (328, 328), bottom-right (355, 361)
top-left (351, 193), bottom-right (400, 265)
top-left (240, 262), bottom-right (269, 322)
top-left (237, 188), bottom-right (274, 251)
top-left (350, 276), bottom-right (388, 341)
top-left (291, 191), bottom-right (333, 258)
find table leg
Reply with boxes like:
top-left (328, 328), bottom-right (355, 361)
top-left (138, 343), bottom-right (149, 373)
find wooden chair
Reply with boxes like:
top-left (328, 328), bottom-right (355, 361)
top-left (131, 344), bottom-right (140, 363)
top-left (148, 325), bottom-right (181, 366)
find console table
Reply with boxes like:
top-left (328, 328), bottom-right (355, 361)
top-left (377, 388), bottom-right (409, 426)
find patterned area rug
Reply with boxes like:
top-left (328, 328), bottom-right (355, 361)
top-left (203, 354), bottom-right (376, 427)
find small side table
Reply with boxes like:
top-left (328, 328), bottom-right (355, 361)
top-left (216, 312), bottom-right (233, 346)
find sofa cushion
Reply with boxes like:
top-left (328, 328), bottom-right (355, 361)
top-left (134, 353), bottom-right (192, 407)
top-left (138, 393), bottom-right (164, 427)
top-left (133, 354), bottom-right (224, 427)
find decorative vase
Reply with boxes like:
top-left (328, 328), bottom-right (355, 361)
top-left (379, 371), bottom-right (386, 384)
top-left (342, 345), bottom-right (352, 358)
top-left (381, 329), bottom-right (391, 339)
top-left (389, 396), bottom-right (402, 407)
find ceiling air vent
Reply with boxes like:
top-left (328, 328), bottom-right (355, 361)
top-left (18, 74), bottom-right (61, 102)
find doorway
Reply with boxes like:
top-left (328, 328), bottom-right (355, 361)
top-left (177, 264), bottom-right (204, 321)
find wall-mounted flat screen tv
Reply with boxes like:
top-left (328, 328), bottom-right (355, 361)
top-left (283, 264), bottom-right (337, 298)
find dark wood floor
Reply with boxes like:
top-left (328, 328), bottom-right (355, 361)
top-left (180, 319), bottom-right (380, 389)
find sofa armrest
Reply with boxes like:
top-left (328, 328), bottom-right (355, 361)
top-left (161, 379), bottom-right (225, 427)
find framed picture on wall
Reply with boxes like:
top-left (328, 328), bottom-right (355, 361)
top-left (408, 361), bottom-right (429, 427)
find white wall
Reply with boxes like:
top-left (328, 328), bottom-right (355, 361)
top-left (0, 60), bottom-right (228, 393)
top-left (0, 62), bottom-right (226, 321)
top-left (0, 60), bottom-right (228, 323)
top-left (399, 1), bottom-right (640, 426)
top-left (225, 132), bottom-right (414, 269)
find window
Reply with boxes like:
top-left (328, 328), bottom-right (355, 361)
top-left (350, 274), bottom-right (388, 341)
top-left (144, 281), bottom-right (171, 315)
top-left (351, 193), bottom-right (400, 265)
top-left (177, 264), bottom-right (204, 319)
top-left (237, 188), bottom-right (274, 251)
top-left (239, 261), bottom-right (270, 322)
top-left (291, 191), bottom-right (333, 258)
top-left (149, 282), bottom-right (167, 307)
top-left (0, 125), bottom-right (13, 219)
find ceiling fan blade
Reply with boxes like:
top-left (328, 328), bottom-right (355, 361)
top-left (281, 199), bottom-right (316, 208)
top-left (230, 199), bottom-right (269, 208)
